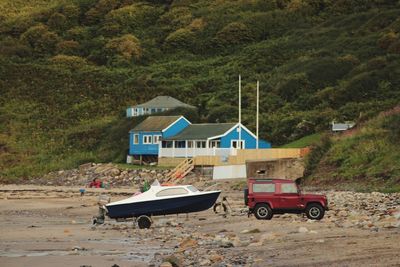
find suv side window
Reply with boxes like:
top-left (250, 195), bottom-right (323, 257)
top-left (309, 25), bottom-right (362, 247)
top-left (281, 183), bottom-right (298, 193)
top-left (253, 183), bottom-right (275, 193)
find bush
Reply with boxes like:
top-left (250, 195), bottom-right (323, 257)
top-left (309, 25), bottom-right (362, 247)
top-left (49, 54), bottom-right (88, 68)
top-left (56, 40), bottom-right (80, 55)
top-left (105, 34), bottom-right (142, 62)
top-left (20, 24), bottom-right (60, 54)
top-left (47, 13), bottom-right (67, 31)
top-left (164, 28), bottom-right (196, 50)
top-left (304, 134), bottom-right (332, 177)
top-left (105, 4), bottom-right (163, 35)
top-left (215, 22), bottom-right (254, 47)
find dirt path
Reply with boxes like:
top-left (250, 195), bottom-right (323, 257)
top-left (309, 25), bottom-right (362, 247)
top-left (0, 185), bottom-right (399, 267)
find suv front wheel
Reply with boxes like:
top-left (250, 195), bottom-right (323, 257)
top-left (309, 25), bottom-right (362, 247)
top-left (305, 203), bottom-right (325, 220)
top-left (254, 203), bottom-right (273, 220)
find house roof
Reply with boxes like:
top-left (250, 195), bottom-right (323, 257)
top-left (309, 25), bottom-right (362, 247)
top-left (332, 123), bottom-right (355, 131)
top-left (131, 116), bottom-right (182, 132)
top-left (164, 123), bottom-right (237, 140)
top-left (131, 96), bottom-right (196, 109)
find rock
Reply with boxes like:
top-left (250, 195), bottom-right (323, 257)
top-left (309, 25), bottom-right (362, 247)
top-left (179, 238), bottom-right (198, 250)
top-left (160, 262), bottom-right (173, 267)
top-left (199, 259), bottom-right (211, 266)
top-left (240, 228), bottom-right (260, 234)
top-left (298, 227), bottom-right (309, 233)
top-left (260, 232), bottom-right (278, 243)
top-left (79, 163), bottom-right (92, 171)
top-left (209, 254), bottom-right (223, 263)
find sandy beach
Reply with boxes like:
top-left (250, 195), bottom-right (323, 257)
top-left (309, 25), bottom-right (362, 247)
top-left (0, 184), bottom-right (399, 267)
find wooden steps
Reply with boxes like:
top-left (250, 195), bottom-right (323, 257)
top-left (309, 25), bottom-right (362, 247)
top-left (166, 158), bottom-right (194, 182)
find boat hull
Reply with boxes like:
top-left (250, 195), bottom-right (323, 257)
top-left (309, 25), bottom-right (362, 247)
top-left (106, 191), bottom-right (220, 219)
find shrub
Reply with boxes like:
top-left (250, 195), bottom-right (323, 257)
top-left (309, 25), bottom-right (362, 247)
top-left (215, 22), bottom-right (254, 47)
top-left (0, 37), bottom-right (31, 57)
top-left (304, 134), bottom-right (332, 177)
top-left (106, 34), bottom-right (142, 61)
top-left (105, 4), bottom-right (163, 34)
top-left (47, 13), bottom-right (67, 31)
top-left (377, 31), bottom-right (398, 50)
top-left (49, 54), bottom-right (88, 68)
top-left (164, 28), bottom-right (195, 50)
top-left (20, 24), bottom-right (60, 54)
top-left (158, 7), bottom-right (193, 30)
top-left (56, 40), bottom-right (80, 55)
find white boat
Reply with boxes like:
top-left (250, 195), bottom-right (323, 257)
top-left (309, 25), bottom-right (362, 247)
top-left (102, 180), bottom-right (221, 228)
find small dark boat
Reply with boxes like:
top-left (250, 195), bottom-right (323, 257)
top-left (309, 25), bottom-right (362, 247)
top-left (102, 181), bottom-right (220, 228)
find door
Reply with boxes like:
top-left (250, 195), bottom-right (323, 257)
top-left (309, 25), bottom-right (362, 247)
top-left (277, 183), bottom-right (302, 209)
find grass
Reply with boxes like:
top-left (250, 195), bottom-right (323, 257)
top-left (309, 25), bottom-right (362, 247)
top-left (280, 133), bottom-right (322, 148)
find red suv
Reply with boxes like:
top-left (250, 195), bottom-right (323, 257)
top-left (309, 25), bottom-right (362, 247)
top-left (244, 179), bottom-right (328, 220)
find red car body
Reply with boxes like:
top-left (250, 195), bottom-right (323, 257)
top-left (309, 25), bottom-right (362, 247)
top-left (245, 179), bottom-right (328, 220)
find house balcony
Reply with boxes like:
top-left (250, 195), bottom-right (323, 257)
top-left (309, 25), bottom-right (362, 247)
top-left (158, 147), bottom-right (237, 158)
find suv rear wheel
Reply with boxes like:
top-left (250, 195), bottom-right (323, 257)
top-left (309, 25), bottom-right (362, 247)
top-left (254, 203), bottom-right (273, 220)
top-left (306, 203), bottom-right (325, 220)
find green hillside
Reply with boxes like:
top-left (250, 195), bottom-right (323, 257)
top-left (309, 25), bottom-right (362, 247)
top-left (1, 0), bottom-right (400, 181)
top-left (304, 107), bottom-right (400, 192)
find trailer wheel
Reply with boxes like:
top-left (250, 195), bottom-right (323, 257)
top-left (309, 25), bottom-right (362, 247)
top-left (137, 215), bottom-right (152, 229)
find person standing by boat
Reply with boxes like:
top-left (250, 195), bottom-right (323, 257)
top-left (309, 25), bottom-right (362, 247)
top-left (142, 180), bottom-right (150, 192)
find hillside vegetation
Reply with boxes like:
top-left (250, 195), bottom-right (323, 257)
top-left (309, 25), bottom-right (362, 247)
top-left (1, 0), bottom-right (400, 181)
top-left (304, 107), bottom-right (400, 192)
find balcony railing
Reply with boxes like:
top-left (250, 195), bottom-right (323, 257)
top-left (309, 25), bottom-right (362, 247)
top-left (159, 147), bottom-right (236, 158)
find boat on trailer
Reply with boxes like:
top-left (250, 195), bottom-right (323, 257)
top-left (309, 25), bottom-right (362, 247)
top-left (98, 180), bottom-right (221, 228)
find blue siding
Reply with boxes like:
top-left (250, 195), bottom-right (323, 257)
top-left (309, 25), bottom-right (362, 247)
top-left (163, 117), bottom-right (191, 138)
top-left (220, 126), bottom-right (271, 149)
top-left (129, 116), bottom-right (191, 156)
top-left (129, 131), bottom-right (161, 155)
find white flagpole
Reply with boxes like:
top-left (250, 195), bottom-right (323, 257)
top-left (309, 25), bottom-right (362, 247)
top-left (238, 75), bottom-right (242, 149)
top-left (256, 80), bottom-right (259, 149)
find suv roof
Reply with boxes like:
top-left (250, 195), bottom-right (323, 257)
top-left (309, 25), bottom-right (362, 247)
top-left (248, 178), bottom-right (294, 183)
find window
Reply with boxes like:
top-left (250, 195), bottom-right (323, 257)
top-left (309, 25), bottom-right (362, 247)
top-left (196, 141), bottom-right (206, 148)
top-left (156, 188), bottom-right (189, 197)
top-left (253, 183), bottom-right (275, 193)
top-left (187, 141), bottom-right (194, 148)
top-left (281, 183), bottom-right (298, 194)
top-left (153, 135), bottom-right (162, 144)
top-left (143, 135), bottom-right (152, 144)
top-left (187, 185), bottom-right (198, 192)
top-left (209, 140), bottom-right (220, 148)
top-left (231, 140), bottom-right (245, 149)
top-left (162, 141), bottom-right (173, 148)
top-left (175, 141), bottom-right (186, 148)
top-left (133, 134), bottom-right (139, 144)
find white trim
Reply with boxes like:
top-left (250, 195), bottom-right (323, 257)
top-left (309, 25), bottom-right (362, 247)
top-left (143, 135), bottom-right (152, 144)
top-left (207, 123), bottom-right (257, 140)
top-left (162, 116), bottom-right (191, 133)
top-left (230, 139), bottom-right (245, 149)
top-left (153, 135), bottom-right (162, 144)
top-left (133, 134), bottom-right (139, 144)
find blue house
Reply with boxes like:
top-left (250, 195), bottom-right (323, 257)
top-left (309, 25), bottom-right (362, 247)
top-left (159, 123), bottom-right (271, 158)
top-left (129, 116), bottom-right (191, 159)
top-left (126, 96), bottom-right (196, 117)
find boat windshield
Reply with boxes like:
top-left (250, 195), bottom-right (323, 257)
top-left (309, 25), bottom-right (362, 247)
top-left (187, 185), bottom-right (198, 192)
top-left (156, 188), bottom-right (189, 197)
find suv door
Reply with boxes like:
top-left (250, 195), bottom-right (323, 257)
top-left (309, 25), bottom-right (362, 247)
top-left (277, 182), bottom-right (302, 210)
